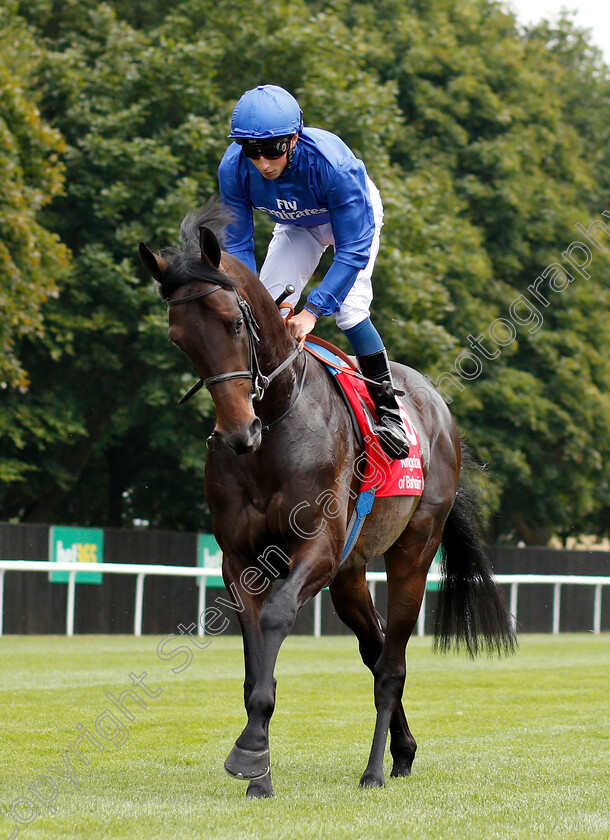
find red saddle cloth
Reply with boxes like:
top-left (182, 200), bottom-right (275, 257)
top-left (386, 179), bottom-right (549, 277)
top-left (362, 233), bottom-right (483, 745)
top-left (304, 338), bottom-right (424, 498)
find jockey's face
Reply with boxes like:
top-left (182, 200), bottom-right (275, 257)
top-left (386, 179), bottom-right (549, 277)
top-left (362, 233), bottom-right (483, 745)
top-left (249, 136), bottom-right (297, 179)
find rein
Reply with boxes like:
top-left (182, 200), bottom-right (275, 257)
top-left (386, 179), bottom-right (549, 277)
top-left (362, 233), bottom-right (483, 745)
top-left (168, 282), bottom-right (302, 409)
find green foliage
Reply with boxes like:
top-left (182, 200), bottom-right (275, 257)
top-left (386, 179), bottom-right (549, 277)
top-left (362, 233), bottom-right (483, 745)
top-left (1, 0), bottom-right (609, 542)
top-left (2, 0), bottom-right (220, 527)
top-left (0, 2), bottom-right (69, 390)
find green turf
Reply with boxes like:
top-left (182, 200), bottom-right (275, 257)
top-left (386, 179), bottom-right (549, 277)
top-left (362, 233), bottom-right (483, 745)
top-left (0, 634), bottom-right (608, 840)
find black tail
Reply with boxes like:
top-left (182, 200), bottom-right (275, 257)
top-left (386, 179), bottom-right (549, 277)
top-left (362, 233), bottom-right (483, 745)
top-left (434, 480), bottom-right (516, 657)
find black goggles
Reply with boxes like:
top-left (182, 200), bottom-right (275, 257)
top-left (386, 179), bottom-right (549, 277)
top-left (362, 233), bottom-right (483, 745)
top-left (238, 138), bottom-right (291, 160)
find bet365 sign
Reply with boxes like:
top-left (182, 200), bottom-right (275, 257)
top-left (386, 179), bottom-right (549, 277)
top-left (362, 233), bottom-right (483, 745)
top-left (197, 533), bottom-right (224, 588)
top-left (49, 526), bottom-right (104, 584)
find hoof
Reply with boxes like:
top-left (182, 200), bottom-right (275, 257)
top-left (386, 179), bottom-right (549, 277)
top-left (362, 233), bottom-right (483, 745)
top-left (246, 777), bottom-right (274, 798)
top-left (390, 760), bottom-right (412, 778)
top-left (225, 744), bottom-right (270, 780)
top-left (359, 771), bottom-right (385, 789)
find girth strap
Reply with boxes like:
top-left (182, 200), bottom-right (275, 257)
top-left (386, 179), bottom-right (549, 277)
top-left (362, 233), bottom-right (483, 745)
top-left (341, 489), bottom-right (376, 563)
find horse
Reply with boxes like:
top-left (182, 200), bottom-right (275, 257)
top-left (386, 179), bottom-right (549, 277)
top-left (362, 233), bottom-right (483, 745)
top-left (139, 198), bottom-right (515, 798)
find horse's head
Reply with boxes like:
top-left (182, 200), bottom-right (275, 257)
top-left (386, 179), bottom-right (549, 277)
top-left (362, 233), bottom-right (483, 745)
top-left (139, 208), bottom-right (264, 455)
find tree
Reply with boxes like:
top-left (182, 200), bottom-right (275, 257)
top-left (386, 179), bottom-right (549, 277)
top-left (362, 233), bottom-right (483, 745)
top-left (3, 0), bottom-right (609, 544)
top-left (340, 0), bottom-right (610, 541)
top-left (0, 2), bottom-right (69, 394)
top-left (2, 1), bottom-right (222, 527)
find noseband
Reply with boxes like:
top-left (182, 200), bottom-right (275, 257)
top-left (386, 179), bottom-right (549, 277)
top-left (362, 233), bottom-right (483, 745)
top-left (168, 282), bottom-right (303, 409)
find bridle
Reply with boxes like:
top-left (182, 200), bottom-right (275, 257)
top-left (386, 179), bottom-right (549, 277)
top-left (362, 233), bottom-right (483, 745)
top-left (168, 282), bottom-right (304, 423)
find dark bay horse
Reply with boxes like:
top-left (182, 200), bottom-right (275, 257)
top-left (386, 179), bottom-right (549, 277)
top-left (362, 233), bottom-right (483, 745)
top-left (139, 200), bottom-right (515, 797)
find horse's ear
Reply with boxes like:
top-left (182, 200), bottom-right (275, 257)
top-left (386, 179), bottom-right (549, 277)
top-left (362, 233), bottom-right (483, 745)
top-left (139, 242), bottom-right (170, 284)
top-left (199, 226), bottom-right (222, 269)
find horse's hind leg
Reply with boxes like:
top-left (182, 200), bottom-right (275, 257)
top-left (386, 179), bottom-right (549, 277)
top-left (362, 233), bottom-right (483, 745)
top-left (359, 521), bottom-right (444, 788)
top-left (329, 566), bottom-right (417, 779)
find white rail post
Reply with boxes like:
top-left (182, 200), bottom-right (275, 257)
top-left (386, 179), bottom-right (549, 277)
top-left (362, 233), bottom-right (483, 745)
top-left (593, 584), bottom-right (602, 635)
top-left (314, 591), bottom-right (322, 638)
top-left (417, 588), bottom-right (426, 637)
top-left (368, 579), bottom-right (377, 609)
top-left (0, 570), bottom-right (4, 637)
top-left (510, 581), bottom-right (519, 634)
top-left (134, 573), bottom-right (145, 637)
top-left (198, 574), bottom-right (207, 637)
top-left (552, 582), bottom-right (561, 635)
top-left (66, 570), bottom-right (76, 637)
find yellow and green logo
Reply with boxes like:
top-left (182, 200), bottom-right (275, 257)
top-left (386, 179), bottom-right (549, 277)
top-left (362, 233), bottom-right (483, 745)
top-left (49, 526), bottom-right (104, 584)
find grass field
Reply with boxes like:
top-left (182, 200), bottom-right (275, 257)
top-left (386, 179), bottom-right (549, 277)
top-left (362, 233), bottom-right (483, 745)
top-left (0, 633), bottom-right (608, 840)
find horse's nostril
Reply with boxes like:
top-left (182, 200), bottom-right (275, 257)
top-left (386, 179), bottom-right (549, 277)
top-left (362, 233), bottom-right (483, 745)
top-left (249, 417), bottom-right (262, 442)
top-left (213, 417), bottom-right (262, 455)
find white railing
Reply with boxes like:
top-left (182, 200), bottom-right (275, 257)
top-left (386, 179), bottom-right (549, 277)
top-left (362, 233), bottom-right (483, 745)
top-left (0, 561), bottom-right (607, 638)
top-left (0, 560), bottom-right (220, 638)
top-left (367, 572), bottom-right (609, 638)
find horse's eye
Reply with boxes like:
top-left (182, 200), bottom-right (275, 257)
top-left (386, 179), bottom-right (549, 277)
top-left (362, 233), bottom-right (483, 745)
top-left (232, 317), bottom-right (244, 335)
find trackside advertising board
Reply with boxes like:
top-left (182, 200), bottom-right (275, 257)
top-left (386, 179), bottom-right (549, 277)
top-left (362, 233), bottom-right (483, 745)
top-left (49, 526), bottom-right (103, 584)
top-left (197, 533), bottom-right (224, 588)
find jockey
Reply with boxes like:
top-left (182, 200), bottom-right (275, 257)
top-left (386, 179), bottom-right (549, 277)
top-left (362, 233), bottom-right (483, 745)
top-left (218, 84), bottom-right (410, 460)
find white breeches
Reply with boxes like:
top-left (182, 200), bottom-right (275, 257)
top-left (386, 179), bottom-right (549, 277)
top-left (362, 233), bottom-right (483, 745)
top-left (258, 179), bottom-right (383, 330)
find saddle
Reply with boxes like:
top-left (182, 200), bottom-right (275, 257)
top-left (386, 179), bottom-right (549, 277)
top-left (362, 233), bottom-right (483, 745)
top-left (303, 336), bottom-right (424, 562)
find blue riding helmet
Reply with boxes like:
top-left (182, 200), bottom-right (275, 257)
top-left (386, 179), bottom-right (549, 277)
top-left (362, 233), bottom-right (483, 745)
top-left (229, 85), bottom-right (304, 140)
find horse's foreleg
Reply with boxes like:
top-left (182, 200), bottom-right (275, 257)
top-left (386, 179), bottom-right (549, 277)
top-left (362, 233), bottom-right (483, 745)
top-left (225, 541), bottom-right (334, 783)
top-left (329, 567), bottom-right (417, 777)
top-left (221, 558), bottom-right (275, 798)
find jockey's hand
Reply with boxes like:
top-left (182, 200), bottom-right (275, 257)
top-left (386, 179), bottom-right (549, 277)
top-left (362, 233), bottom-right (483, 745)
top-left (287, 309), bottom-right (317, 343)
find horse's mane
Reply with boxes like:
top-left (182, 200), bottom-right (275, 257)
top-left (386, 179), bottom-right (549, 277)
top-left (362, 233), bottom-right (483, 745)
top-left (156, 196), bottom-right (236, 300)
